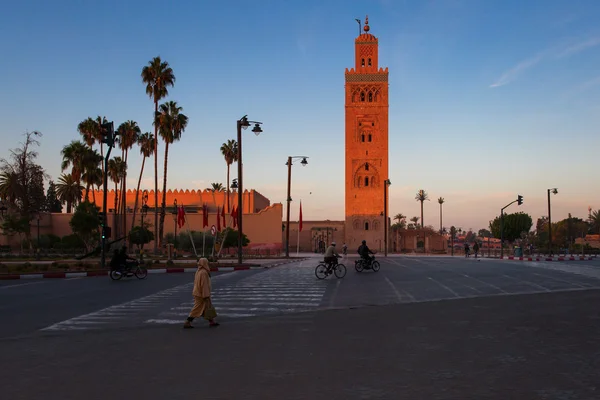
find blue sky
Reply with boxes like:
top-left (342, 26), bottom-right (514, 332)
top-left (1, 0), bottom-right (599, 231)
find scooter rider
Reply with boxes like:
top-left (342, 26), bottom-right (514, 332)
top-left (357, 240), bottom-right (375, 263)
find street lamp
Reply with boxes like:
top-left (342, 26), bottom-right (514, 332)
top-left (172, 198), bottom-right (178, 256)
top-left (285, 156), bottom-right (309, 258)
top-left (383, 179), bottom-right (391, 257)
top-left (548, 188), bottom-right (558, 255)
top-left (236, 115), bottom-right (263, 265)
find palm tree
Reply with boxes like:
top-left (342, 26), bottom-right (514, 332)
top-left (55, 173), bottom-right (83, 213)
top-left (0, 171), bottom-right (20, 208)
top-left (589, 209), bottom-right (600, 234)
top-left (77, 117), bottom-right (97, 148)
top-left (108, 157), bottom-right (127, 237)
top-left (208, 182), bottom-right (225, 209)
top-left (438, 197), bottom-right (445, 234)
top-left (131, 132), bottom-right (154, 231)
top-left (81, 148), bottom-right (103, 201)
top-left (409, 216), bottom-right (420, 229)
top-left (61, 140), bottom-right (89, 183)
top-left (94, 116), bottom-right (108, 175)
top-left (393, 213), bottom-right (406, 229)
top-left (155, 100), bottom-right (188, 244)
top-left (142, 56), bottom-right (175, 253)
top-left (220, 139), bottom-right (238, 213)
top-left (117, 120), bottom-right (141, 242)
top-left (415, 189), bottom-right (430, 228)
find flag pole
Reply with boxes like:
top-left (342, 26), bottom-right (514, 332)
top-left (182, 204), bottom-right (198, 259)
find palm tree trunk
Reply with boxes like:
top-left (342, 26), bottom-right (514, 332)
top-left (122, 149), bottom-right (128, 245)
top-left (131, 156), bottom-right (146, 231)
top-left (421, 201), bottom-right (424, 228)
top-left (440, 204), bottom-right (443, 234)
top-left (92, 186), bottom-right (96, 205)
top-left (113, 182), bottom-right (118, 238)
top-left (100, 143), bottom-right (105, 209)
top-left (226, 163), bottom-right (230, 213)
top-left (159, 142), bottom-right (170, 245)
top-left (85, 184), bottom-right (90, 202)
top-left (153, 101), bottom-right (159, 253)
top-left (67, 201), bottom-right (72, 214)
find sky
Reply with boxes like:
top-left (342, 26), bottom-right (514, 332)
top-left (0, 0), bottom-right (599, 232)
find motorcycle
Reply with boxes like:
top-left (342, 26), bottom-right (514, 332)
top-left (110, 260), bottom-right (148, 280)
top-left (355, 255), bottom-right (380, 273)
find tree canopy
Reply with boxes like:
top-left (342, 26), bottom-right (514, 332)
top-left (489, 212), bottom-right (533, 242)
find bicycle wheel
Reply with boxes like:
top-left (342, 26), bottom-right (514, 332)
top-left (110, 270), bottom-right (123, 281)
top-left (355, 260), bottom-right (364, 272)
top-left (135, 267), bottom-right (148, 279)
top-left (315, 264), bottom-right (328, 280)
top-left (334, 264), bottom-right (347, 278)
top-left (372, 261), bottom-right (381, 272)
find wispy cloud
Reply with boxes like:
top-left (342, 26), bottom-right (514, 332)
top-left (490, 36), bottom-right (600, 88)
top-left (489, 54), bottom-right (544, 88)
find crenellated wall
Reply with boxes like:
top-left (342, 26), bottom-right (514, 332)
top-left (83, 188), bottom-right (270, 214)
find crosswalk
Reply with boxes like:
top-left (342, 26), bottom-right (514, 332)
top-left (40, 263), bottom-right (328, 332)
top-left (145, 264), bottom-right (328, 325)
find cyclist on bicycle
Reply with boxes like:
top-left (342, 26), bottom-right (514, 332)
top-left (357, 240), bottom-right (375, 264)
top-left (324, 242), bottom-right (340, 266)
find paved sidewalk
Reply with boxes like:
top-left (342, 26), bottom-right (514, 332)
top-left (2, 288), bottom-right (599, 399)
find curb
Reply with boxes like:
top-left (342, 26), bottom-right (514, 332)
top-left (0, 265), bottom-right (266, 281)
top-left (494, 256), bottom-right (595, 262)
top-left (264, 258), bottom-right (309, 268)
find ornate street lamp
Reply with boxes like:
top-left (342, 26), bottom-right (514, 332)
top-left (285, 156), bottom-right (309, 258)
top-left (236, 115), bottom-right (263, 265)
top-left (383, 179), bottom-right (391, 257)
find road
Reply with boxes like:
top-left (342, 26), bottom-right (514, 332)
top-left (2, 255), bottom-right (600, 398)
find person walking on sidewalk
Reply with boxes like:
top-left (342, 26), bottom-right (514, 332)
top-left (473, 241), bottom-right (480, 259)
top-left (183, 258), bottom-right (219, 329)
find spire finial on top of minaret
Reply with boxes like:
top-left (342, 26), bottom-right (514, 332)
top-left (364, 15), bottom-right (370, 32)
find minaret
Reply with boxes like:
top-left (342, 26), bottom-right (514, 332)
top-left (344, 16), bottom-right (390, 250)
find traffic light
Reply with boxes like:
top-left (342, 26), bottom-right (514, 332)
top-left (517, 195), bottom-right (523, 205)
top-left (98, 212), bottom-right (105, 225)
top-left (101, 122), bottom-right (115, 147)
top-left (102, 226), bottom-right (112, 239)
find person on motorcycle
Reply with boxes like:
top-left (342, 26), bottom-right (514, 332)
top-left (358, 240), bottom-right (375, 263)
top-left (324, 242), bottom-right (340, 266)
top-left (117, 246), bottom-right (137, 270)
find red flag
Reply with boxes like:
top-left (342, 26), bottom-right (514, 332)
top-left (178, 206), bottom-right (186, 228)
top-left (216, 206), bottom-right (221, 232)
top-left (221, 205), bottom-right (226, 228)
top-left (299, 201), bottom-right (303, 232)
top-left (202, 204), bottom-right (208, 228)
top-left (231, 205), bottom-right (237, 228)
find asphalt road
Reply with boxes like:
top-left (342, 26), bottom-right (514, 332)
top-left (3, 256), bottom-right (600, 339)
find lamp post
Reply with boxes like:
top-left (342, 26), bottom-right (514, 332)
top-left (140, 190), bottom-right (149, 228)
top-left (285, 156), bottom-right (308, 258)
top-left (236, 115), bottom-right (263, 265)
top-left (383, 179), bottom-right (391, 257)
top-left (547, 188), bottom-right (558, 255)
top-left (172, 198), bottom-right (178, 257)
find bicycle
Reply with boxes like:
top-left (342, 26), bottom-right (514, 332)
top-left (315, 256), bottom-right (347, 279)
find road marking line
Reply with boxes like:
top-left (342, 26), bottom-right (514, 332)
top-left (502, 274), bottom-right (550, 292)
top-left (462, 274), bottom-right (508, 294)
top-left (427, 277), bottom-right (459, 297)
top-left (530, 272), bottom-right (588, 288)
top-left (0, 281), bottom-right (45, 289)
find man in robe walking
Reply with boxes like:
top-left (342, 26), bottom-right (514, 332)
top-left (183, 258), bottom-right (219, 329)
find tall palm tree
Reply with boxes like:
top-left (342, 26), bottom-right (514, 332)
top-left (61, 140), bottom-right (89, 183)
top-left (142, 56), bottom-right (175, 253)
top-left (438, 197), bottom-right (445, 234)
top-left (415, 189), bottom-right (430, 228)
top-left (94, 116), bottom-right (108, 175)
top-left (131, 132), bottom-right (154, 231)
top-left (155, 100), bottom-right (188, 244)
top-left (77, 117), bottom-right (97, 148)
top-left (220, 139), bottom-right (238, 213)
top-left (81, 148), bottom-right (103, 201)
top-left (393, 213), bottom-right (406, 229)
top-left (590, 209), bottom-right (600, 234)
top-left (55, 173), bottom-right (83, 213)
top-left (108, 157), bottom-right (127, 237)
top-left (117, 120), bottom-right (141, 243)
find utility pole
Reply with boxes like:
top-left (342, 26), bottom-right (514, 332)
top-left (100, 122), bottom-right (116, 270)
